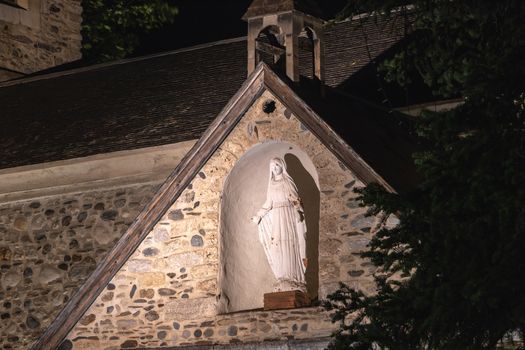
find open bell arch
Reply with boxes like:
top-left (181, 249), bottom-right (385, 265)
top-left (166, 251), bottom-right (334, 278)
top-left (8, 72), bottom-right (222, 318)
top-left (255, 25), bottom-right (286, 72)
top-left (298, 26), bottom-right (324, 81)
top-left (243, 1), bottom-right (325, 82)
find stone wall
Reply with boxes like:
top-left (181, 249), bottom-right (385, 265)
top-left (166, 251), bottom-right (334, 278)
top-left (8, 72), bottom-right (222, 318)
top-left (0, 0), bottom-right (82, 75)
top-left (0, 183), bottom-right (159, 349)
top-left (65, 91), bottom-right (388, 349)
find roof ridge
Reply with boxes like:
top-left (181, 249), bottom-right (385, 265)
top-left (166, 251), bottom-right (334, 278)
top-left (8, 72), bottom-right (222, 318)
top-left (326, 5), bottom-right (415, 26)
top-left (0, 36), bottom-right (247, 89)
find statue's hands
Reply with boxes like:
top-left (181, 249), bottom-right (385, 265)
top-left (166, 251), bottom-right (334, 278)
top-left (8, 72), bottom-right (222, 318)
top-left (303, 258), bottom-right (308, 268)
top-left (290, 196), bottom-right (303, 208)
top-left (252, 208), bottom-right (269, 224)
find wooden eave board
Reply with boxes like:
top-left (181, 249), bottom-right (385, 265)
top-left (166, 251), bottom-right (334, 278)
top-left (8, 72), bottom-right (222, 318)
top-left (32, 62), bottom-right (393, 350)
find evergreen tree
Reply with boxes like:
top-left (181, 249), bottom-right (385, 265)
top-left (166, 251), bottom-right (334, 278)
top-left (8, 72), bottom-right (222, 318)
top-left (82, 0), bottom-right (178, 62)
top-left (326, 1), bottom-right (525, 349)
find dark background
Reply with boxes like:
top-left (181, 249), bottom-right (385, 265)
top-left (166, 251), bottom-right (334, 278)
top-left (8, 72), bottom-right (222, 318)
top-left (135, 0), bottom-right (349, 55)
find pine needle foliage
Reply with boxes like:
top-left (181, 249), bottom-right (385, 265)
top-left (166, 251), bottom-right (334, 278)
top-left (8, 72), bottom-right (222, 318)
top-left (82, 0), bottom-right (178, 63)
top-left (326, 1), bottom-right (525, 349)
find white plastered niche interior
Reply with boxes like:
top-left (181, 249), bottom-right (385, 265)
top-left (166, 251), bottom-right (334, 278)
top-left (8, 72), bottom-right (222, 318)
top-left (218, 141), bottom-right (320, 313)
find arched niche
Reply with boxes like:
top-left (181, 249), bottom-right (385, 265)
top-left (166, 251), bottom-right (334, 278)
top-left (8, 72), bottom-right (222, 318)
top-left (218, 141), bottom-right (320, 313)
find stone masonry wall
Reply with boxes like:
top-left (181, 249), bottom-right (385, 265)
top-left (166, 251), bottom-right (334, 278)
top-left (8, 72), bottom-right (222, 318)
top-left (65, 91), bottom-right (388, 349)
top-left (0, 183), bottom-right (159, 349)
top-left (0, 0), bottom-right (82, 74)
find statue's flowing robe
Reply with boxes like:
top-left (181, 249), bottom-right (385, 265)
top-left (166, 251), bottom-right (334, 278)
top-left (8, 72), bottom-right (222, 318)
top-left (257, 177), bottom-right (307, 291)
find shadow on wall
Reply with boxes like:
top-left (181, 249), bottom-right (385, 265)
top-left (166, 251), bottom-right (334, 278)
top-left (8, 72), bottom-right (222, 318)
top-left (218, 141), bottom-right (320, 313)
top-left (284, 153), bottom-right (320, 299)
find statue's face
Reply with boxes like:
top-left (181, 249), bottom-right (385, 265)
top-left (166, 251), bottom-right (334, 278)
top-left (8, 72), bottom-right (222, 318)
top-left (271, 161), bottom-right (283, 176)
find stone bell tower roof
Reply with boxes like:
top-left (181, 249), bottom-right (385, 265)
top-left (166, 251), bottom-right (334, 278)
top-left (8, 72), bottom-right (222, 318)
top-left (242, 0), bottom-right (323, 20)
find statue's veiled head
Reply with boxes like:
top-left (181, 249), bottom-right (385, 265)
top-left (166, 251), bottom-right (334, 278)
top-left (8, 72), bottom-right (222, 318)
top-left (270, 157), bottom-right (287, 177)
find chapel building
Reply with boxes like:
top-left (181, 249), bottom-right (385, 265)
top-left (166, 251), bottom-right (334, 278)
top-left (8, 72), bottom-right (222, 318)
top-left (0, 0), bottom-right (451, 349)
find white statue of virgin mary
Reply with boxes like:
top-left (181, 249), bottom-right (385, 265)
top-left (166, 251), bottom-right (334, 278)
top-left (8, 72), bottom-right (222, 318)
top-left (251, 157), bottom-right (307, 292)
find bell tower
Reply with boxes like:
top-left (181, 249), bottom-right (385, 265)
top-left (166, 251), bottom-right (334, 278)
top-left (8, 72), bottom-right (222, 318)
top-left (243, 0), bottom-right (325, 83)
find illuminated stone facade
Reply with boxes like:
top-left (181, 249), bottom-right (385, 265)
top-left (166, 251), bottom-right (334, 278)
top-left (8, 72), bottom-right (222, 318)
top-left (63, 91), bottom-right (384, 349)
top-left (0, 184), bottom-right (159, 349)
top-left (0, 0), bottom-right (82, 78)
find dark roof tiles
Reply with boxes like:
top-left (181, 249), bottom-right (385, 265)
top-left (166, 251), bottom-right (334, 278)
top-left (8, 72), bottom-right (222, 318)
top-left (0, 39), bottom-right (247, 169)
top-left (0, 17), bottom-right (416, 170)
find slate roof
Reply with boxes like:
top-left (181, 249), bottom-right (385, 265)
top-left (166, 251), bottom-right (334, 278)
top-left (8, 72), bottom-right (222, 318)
top-left (293, 79), bottom-right (422, 193)
top-left (0, 16), bottom-right (423, 171)
top-left (0, 39), bottom-right (247, 170)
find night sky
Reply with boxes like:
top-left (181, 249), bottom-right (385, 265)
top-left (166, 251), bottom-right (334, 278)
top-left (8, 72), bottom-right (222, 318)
top-left (134, 0), bottom-right (349, 56)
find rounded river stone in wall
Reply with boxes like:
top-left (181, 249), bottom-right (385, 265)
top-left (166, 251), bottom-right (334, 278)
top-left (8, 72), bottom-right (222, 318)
top-left (94, 203), bottom-right (105, 210)
top-left (117, 319), bottom-right (137, 330)
top-left (121, 340), bottom-right (138, 348)
top-left (77, 211), bottom-right (88, 222)
top-left (61, 216), bottom-right (72, 226)
top-left (14, 217), bottom-right (28, 231)
top-left (79, 314), bottom-right (96, 326)
top-left (143, 248), bottom-right (159, 257)
top-left (350, 214), bottom-right (374, 229)
top-left (93, 224), bottom-right (112, 245)
top-left (37, 266), bottom-right (62, 284)
top-left (158, 288), bottom-right (176, 296)
top-left (3, 272), bottom-right (21, 288)
top-left (145, 310), bottom-right (159, 321)
top-left (23, 267), bottom-right (33, 278)
top-left (153, 227), bottom-right (170, 242)
top-left (101, 210), bottom-right (118, 221)
top-left (26, 315), bottom-right (41, 329)
top-left (114, 198), bottom-right (126, 208)
top-left (168, 209), bottom-right (184, 221)
top-left (140, 288), bottom-right (154, 298)
top-left (191, 235), bottom-right (203, 247)
top-left (228, 325), bottom-right (238, 336)
top-left (31, 215), bottom-right (45, 230)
